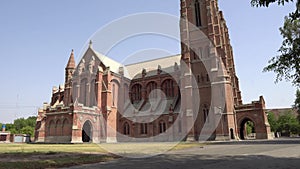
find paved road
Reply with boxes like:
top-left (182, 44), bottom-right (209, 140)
top-left (67, 138), bottom-right (300, 169)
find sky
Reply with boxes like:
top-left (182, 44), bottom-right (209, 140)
top-left (0, 0), bottom-right (297, 123)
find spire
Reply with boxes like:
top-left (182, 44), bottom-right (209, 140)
top-left (66, 49), bottom-right (76, 69)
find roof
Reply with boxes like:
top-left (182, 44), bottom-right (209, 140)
top-left (66, 50), bottom-right (76, 69)
top-left (77, 43), bottom-right (181, 79)
top-left (124, 54), bottom-right (181, 79)
top-left (91, 48), bottom-right (123, 74)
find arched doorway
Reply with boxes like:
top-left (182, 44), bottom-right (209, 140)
top-left (240, 118), bottom-right (256, 140)
top-left (230, 128), bottom-right (235, 139)
top-left (82, 121), bottom-right (93, 143)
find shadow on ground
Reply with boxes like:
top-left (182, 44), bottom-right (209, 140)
top-left (69, 154), bottom-right (300, 169)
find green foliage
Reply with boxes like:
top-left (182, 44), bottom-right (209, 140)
top-left (267, 112), bottom-right (279, 132)
top-left (294, 89), bottom-right (300, 121)
top-left (277, 111), bottom-right (300, 135)
top-left (246, 121), bottom-right (255, 135)
top-left (251, 0), bottom-right (300, 86)
top-left (263, 16), bottom-right (300, 85)
top-left (267, 110), bottom-right (300, 135)
top-left (5, 123), bottom-right (17, 134)
top-left (3, 116), bottom-right (37, 136)
top-left (251, 0), bottom-right (296, 7)
top-left (20, 126), bottom-right (35, 136)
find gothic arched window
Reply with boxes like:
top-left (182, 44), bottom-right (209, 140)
top-left (162, 79), bottom-right (174, 98)
top-left (48, 120), bottom-right (55, 136)
top-left (90, 79), bottom-right (96, 107)
top-left (80, 78), bottom-right (88, 105)
top-left (123, 122), bottom-right (130, 135)
top-left (195, 0), bottom-right (202, 27)
top-left (140, 123), bottom-right (148, 135)
top-left (147, 81), bottom-right (157, 99)
top-left (131, 84), bottom-right (142, 103)
top-left (159, 121), bottom-right (167, 133)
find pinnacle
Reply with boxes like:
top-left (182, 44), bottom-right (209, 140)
top-left (66, 49), bottom-right (76, 69)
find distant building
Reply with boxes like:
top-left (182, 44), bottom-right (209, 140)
top-left (35, 0), bottom-right (272, 143)
top-left (266, 108), bottom-right (298, 118)
top-left (0, 124), bottom-right (11, 143)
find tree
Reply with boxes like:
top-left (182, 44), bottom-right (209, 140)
top-left (267, 112), bottom-right (279, 132)
top-left (20, 126), bottom-right (35, 136)
top-left (14, 118), bottom-right (27, 131)
top-left (246, 121), bottom-right (255, 135)
top-left (251, 0), bottom-right (300, 86)
top-left (294, 89), bottom-right (300, 121)
top-left (251, 0), bottom-right (297, 7)
top-left (277, 111), bottom-right (299, 135)
top-left (2, 116), bottom-right (37, 136)
top-left (5, 123), bottom-right (17, 134)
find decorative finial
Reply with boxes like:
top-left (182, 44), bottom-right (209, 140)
top-left (89, 40), bottom-right (93, 48)
top-left (71, 49), bottom-right (74, 53)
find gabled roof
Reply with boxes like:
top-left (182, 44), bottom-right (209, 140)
top-left (77, 43), bottom-right (181, 79)
top-left (89, 47), bottom-right (123, 74)
top-left (124, 54), bottom-right (181, 79)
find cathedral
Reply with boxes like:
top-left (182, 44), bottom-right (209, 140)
top-left (34, 0), bottom-right (272, 143)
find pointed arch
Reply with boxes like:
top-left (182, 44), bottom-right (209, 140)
top-left (80, 78), bottom-right (88, 105)
top-left (123, 122), bottom-right (130, 136)
top-left (162, 79), bottom-right (175, 98)
top-left (62, 118), bottom-right (72, 136)
top-left (90, 79), bottom-right (96, 107)
top-left (82, 120), bottom-right (93, 143)
top-left (111, 79), bottom-right (120, 107)
top-left (48, 120), bottom-right (55, 136)
top-left (194, 0), bottom-right (202, 27)
top-left (131, 83), bottom-right (142, 103)
top-left (239, 117), bottom-right (256, 140)
top-left (55, 119), bottom-right (62, 136)
top-left (159, 120), bottom-right (167, 133)
top-left (146, 81), bottom-right (158, 99)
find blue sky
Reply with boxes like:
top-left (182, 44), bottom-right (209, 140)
top-left (0, 0), bottom-right (297, 123)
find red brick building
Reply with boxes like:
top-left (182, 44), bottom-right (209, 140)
top-left (35, 0), bottom-right (272, 143)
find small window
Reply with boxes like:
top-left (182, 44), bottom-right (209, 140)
top-left (112, 84), bottom-right (115, 106)
top-left (206, 74), bottom-right (210, 82)
top-left (203, 105), bottom-right (209, 123)
top-left (141, 123), bottom-right (148, 135)
top-left (159, 121), bottom-right (167, 133)
top-left (123, 122), bottom-right (130, 135)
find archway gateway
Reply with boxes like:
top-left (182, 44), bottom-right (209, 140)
top-left (239, 118), bottom-right (256, 140)
top-left (82, 121), bottom-right (93, 143)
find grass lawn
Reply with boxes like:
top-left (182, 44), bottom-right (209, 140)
top-left (0, 144), bottom-right (113, 169)
top-left (0, 143), bottom-right (107, 154)
top-left (0, 142), bottom-right (204, 169)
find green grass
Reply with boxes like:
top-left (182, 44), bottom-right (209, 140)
top-left (0, 154), bottom-right (116, 169)
top-left (0, 144), bottom-right (114, 169)
top-left (0, 142), bottom-right (205, 168)
top-left (0, 142), bottom-right (204, 154)
top-left (0, 143), bottom-right (107, 154)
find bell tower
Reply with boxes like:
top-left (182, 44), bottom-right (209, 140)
top-left (180, 0), bottom-right (241, 140)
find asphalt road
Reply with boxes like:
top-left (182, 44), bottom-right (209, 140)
top-left (67, 138), bottom-right (300, 169)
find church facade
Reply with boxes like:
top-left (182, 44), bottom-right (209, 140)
top-left (34, 0), bottom-right (272, 143)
